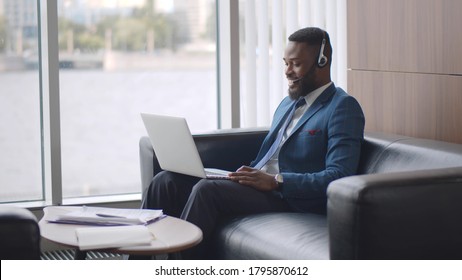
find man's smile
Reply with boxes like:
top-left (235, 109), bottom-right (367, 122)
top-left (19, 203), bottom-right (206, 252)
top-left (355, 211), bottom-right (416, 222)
top-left (288, 77), bottom-right (302, 87)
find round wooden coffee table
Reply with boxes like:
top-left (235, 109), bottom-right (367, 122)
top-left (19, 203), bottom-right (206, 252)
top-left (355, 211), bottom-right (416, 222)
top-left (39, 206), bottom-right (203, 259)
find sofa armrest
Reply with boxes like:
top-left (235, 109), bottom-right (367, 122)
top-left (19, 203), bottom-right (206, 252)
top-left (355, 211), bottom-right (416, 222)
top-left (139, 136), bottom-right (156, 199)
top-left (327, 167), bottom-right (462, 259)
top-left (139, 128), bottom-right (268, 198)
top-left (0, 206), bottom-right (41, 260)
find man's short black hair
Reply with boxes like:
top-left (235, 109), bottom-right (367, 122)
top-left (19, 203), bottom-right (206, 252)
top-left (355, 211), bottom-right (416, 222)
top-left (288, 27), bottom-right (332, 62)
top-left (288, 27), bottom-right (327, 45)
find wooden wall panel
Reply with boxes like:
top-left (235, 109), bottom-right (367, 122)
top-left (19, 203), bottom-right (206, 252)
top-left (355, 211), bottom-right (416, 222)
top-left (349, 71), bottom-right (462, 144)
top-left (348, 0), bottom-right (462, 75)
top-left (347, 0), bottom-right (462, 144)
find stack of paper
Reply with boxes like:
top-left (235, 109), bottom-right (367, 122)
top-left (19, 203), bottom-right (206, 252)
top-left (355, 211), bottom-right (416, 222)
top-left (76, 225), bottom-right (154, 250)
top-left (49, 206), bottom-right (164, 226)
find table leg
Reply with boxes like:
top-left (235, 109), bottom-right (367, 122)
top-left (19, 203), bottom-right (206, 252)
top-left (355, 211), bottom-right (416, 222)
top-left (74, 249), bottom-right (87, 260)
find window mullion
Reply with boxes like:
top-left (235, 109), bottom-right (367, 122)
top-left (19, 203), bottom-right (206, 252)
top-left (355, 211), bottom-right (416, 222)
top-left (39, 0), bottom-right (62, 205)
top-left (217, 0), bottom-right (240, 128)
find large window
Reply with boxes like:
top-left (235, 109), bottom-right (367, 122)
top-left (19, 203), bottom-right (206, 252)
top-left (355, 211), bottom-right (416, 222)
top-left (1, 0), bottom-right (217, 203)
top-left (0, 0), bottom-right (42, 203)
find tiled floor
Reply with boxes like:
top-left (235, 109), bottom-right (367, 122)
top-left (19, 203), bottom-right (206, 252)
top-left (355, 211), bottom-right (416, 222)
top-left (41, 249), bottom-right (122, 260)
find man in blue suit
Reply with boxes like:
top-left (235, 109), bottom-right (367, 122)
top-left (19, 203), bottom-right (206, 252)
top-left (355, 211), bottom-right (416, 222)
top-left (142, 27), bottom-right (365, 259)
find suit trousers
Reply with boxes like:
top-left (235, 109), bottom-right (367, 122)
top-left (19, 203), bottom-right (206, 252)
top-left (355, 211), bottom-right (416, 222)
top-left (142, 171), bottom-right (291, 259)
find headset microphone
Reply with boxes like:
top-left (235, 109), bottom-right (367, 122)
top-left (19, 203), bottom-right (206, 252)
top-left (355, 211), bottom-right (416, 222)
top-left (317, 32), bottom-right (328, 68)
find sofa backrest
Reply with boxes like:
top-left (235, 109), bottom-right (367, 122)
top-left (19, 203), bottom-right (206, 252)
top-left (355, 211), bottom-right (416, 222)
top-left (0, 207), bottom-right (41, 260)
top-left (358, 131), bottom-right (462, 175)
top-left (194, 128), bottom-right (268, 172)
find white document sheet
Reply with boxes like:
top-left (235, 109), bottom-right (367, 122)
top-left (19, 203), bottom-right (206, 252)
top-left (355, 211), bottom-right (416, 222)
top-left (75, 225), bottom-right (154, 250)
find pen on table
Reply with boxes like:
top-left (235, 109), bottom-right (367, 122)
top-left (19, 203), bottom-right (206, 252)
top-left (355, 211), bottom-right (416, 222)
top-left (96, 213), bottom-right (126, 218)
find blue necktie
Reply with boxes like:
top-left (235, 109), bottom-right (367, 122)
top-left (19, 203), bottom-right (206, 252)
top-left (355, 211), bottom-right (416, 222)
top-left (254, 98), bottom-right (306, 170)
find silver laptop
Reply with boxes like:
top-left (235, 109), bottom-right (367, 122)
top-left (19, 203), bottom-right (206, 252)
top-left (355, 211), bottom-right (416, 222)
top-left (141, 113), bottom-right (231, 179)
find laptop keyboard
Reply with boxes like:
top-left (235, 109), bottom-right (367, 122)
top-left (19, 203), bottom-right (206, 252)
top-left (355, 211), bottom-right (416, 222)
top-left (205, 168), bottom-right (231, 179)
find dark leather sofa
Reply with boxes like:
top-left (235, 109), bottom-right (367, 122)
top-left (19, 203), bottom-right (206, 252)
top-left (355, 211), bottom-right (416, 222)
top-left (139, 129), bottom-right (462, 259)
top-left (0, 206), bottom-right (41, 260)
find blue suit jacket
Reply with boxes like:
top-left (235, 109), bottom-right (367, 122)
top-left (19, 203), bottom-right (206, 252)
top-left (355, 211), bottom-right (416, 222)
top-left (251, 83), bottom-right (365, 213)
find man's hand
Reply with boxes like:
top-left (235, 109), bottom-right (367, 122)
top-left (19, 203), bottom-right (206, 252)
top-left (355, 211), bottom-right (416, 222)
top-left (229, 166), bottom-right (278, 192)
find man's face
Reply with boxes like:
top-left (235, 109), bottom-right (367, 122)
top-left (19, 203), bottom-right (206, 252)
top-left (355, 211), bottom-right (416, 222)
top-left (283, 41), bottom-right (319, 100)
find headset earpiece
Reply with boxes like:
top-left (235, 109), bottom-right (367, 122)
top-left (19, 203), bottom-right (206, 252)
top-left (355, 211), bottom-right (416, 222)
top-left (317, 33), bottom-right (328, 67)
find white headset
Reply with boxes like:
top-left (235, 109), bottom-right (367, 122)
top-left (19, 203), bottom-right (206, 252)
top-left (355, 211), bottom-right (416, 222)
top-left (317, 32), bottom-right (328, 68)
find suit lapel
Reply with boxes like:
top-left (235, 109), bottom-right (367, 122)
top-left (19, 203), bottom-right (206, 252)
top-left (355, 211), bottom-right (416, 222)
top-left (255, 98), bottom-right (297, 165)
top-left (268, 100), bottom-right (293, 139)
top-left (260, 84), bottom-right (336, 156)
top-left (287, 84), bottom-right (336, 138)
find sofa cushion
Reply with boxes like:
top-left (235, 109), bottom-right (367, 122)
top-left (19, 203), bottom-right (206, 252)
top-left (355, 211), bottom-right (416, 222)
top-left (213, 212), bottom-right (328, 260)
